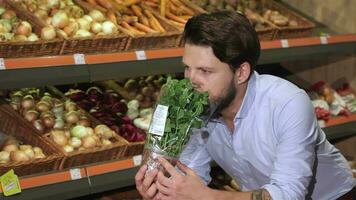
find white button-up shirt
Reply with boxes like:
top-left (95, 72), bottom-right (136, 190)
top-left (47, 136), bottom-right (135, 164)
top-left (180, 72), bottom-right (355, 199)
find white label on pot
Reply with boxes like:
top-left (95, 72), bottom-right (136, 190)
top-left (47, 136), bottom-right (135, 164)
top-left (281, 39), bottom-right (289, 48)
top-left (320, 36), bottom-right (328, 44)
top-left (70, 168), bottom-right (82, 180)
top-left (149, 104), bottom-right (169, 136)
top-left (133, 155), bottom-right (142, 166)
top-left (135, 50), bottom-right (147, 60)
top-left (74, 54), bottom-right (86, 65)
top-left (0, 58), bottom-right (5, 70)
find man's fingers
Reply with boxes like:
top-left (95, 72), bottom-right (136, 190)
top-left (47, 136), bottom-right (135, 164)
top-left (135, 165), bottom-right (147, 186)
top-left (156, 180), bottom-right (170, 195)
top-left (159, 158), bottom-right (179, 177)
top-left (142, 169), bottom-right (158, 192)
top-left (157, 171), bottom-right (172, 187)
top-left (146, 183), bottom-right (158, 198)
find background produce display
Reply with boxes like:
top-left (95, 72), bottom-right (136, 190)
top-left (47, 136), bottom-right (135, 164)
top-left (0, 4), bottom-right (41, 42)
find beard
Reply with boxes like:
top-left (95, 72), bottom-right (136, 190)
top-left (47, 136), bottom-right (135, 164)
top-left (211, 76), bottom-right (237, 115)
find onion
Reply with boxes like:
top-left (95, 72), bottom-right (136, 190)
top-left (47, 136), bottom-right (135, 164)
top-left (90, 22), bottom-right (102, 34)
top-left (34, 151), bottom-right (46, 159)
top-left (41, 26), bottom-right (56, 40)
top-left (0, 19), bottom-right (12, 33)
top-left (77, 117), bottom-right (91, 127)
top-left (33, 119), bottom-right (45, 133)
top-left (10, 151), bottom-right (30, 162)
top-left (47, 0), bottom-right (60, 9)
top-left (82, 15), bottom-right (93, 23)
top-left (102, 21), bottom-right (117, 35)
top-left (27, 3), bottom-right (37, 12)
top-left (65, 111), bottom-right (79, 124)
top-left (0, 7), bottom-right (5, 16)
top-left (89, 10), bottom-right (105, 22)
top-left (85, 127), bottom-right (94, 136)
top-left (1, 10), bottom-right (16, 20)
top-left (42, 115), bottom-right (55, 128)
top-left (76, 18), bottom-right (91, 31)
top-left (16, 21), bottom-right (32, 36)
top-left (19, 145), bottom-right (32, 151)
top-left (101, 139), bottom-right (112, 146)
top-left (15, 35), bottom-right (28, 42)
top-left (27, 33), bottom-right (39, 41)
top-left (63, 21), bottom-right (78, 36)
top-left (24, 110), bottom-right (39, 122)
top-left (33, 147), bottom-right (43, 154)
top-left (65, 100), bottom-right (77, 111)
top-left (64, 129), bottom-right (71, 138)
top-left (34, 9), bottom-right (48, 20)
top-left (73, 29), bottom-right (92, 38)
top-left (23, 148), bottom-right (35, 159)
top-left (36, 100), bottom-right (51, 112)
top-left (63, 145), bottom-right (74, 153)
top-left (51, 130), bottom-right (68, 146)
top-left (41, 94), bottom-right (52, 104)
top-left (3, 144), bottom-right (18, 152)
top-left (54, 118), bottom-right (65, 129)
top-left (94, 124), bottom-right (113, 139)
top-left (69, 137), bottom-right (82, 148)
top-left (51, 11), bottom-right (69, 29)
top-left (46, 17), bottom-right (52, 26)
top-left (10, 102), bottom-right (20, 111)
top-left (71, 125), bottom-right (88, 138)
top-left (81, 136), bottom-right (96, 148)
top-left (21, 95), bottom-right (35, 109)
top-left (56, 29), bottom-right (68, 39)
top-left (0, 151), bottom-right (10, 163)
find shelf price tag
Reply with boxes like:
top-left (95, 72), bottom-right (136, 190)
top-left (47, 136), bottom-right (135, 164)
top-left (74, 54), bottom-right (86, 65)
top-left (69, 168), bottom-right (82, 180)
top-left (0, 58), bottom-right (5, 70)
top-left (0, 169), bottom-right (21, 196)
top-left (133, 155), bottom-right (143, 166)
top-left (281, 39), bottom-right (289, 48)
top-left (320, 36), bottom-right (328, 45)
top-left (135, 50), bottom-right (147, 60)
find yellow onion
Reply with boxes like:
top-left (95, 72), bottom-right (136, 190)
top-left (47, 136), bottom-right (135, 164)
top-left (63, 145), bottom-right (74, 153)
top-left (51, 130), bottom-right (68, 146)
top-left (56, 29), bottom-right (68, 39)
top-left (10, 150), bottom-right (30, 162)
top-left (81, 136), bottom-right (96, 148)
top-left (24, 110), bottom-right (39, 122)
top-left (3, 144), bottom-right (18, 152)
top-left (41, 26), bottom-right (56, 40)
top-left (28, 33), bottom-right (40, 41)
top-left (51, 11), bottom-right (69, 29)
top-left (23, 148), bottom-right (35, 159)
top-left (89, 10), bottom-right (105, 22)
top-left (34, 9), bottom-right (48, 21)
top-left (15, 35), bottom-right (27, 42)
top-left (69, 137), bottom-right (81, 148)
top-left (101, 139), bottom-right (112, 146)
top-left (1, 10), bottom-right (16, 20)
top-left (76, 18), bottom-right (91, 31)
top-left (0, 151), bottom-right (10, 163)
top-left (102, 21), bottom-right (117, 35)
top-left (36, 100), bottom-right (51, 112)
top-left (22, 95), bottom-right (35, 109)
top-left (82, 15), bottom-right (93, 23)
top-left (90, 22), bottom-right (102, 34)
top-left (65, 111), bottom-right (79, 124)
top-left (19, 145), bottom-right (32, 151)
top-left (94, 124), bottom-right (113, 139)
top-left (63, 21), bottom-right (78, 36)
top-left (27, 3), bottom-right (37, 12)
top-left (73, 29), bottom-right (92, 38)
top-left (16, 21), bottom-right (32, 37)
top-left (46, 17), bottom-right (52, 26)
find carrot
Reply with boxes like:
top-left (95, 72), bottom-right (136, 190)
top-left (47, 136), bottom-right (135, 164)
top-left (170, 0), bottom-right (194, 15)
top-left (166, 11), bottom-right (187, 24)
top-left (179, 15), bottom-right (192, 20)
top-left (168, 2), bottom-right (184, 15)
top-left (131, 5), bottom-right (143, 16)
top-left (95, 0), bottom-right (113, 10)
top-left (133, 22), bottom-right (159, 33)
top-left (121, 15), bottom-right (138, 23)
top-left (123, 0), bottom-right (141, 6)
top-left (147, 0), bottom-right (158, 3)
top-left (106, 10), bottom-right (117, 24)
top-left (107, 0), bottom-right (127, 12)
top-left (115, 0), bottom-right (124, 4)
top-left (144, 10), bottom-right (165, 32)
top-left (168, 19), bottom-right (186, 28)
top-left (74, 0), bottom-right (101, 12)
top-left (87, 0), bottom-right (98, 6)
top-left (121, 21), bottom-right (145, 35)
top-left (160, 0), bottom-right (166, 17)
top-left (139, 15), bottom-right (150, 26)
top-left (143, 1), bottom-right (159, 8)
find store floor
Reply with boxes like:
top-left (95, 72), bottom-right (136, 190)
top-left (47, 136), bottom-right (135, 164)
top-left (70, 186), bottom-right (143, 200)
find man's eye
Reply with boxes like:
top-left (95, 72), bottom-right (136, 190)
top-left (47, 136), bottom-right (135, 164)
top-left (201, 69), bottom-right (211, 74)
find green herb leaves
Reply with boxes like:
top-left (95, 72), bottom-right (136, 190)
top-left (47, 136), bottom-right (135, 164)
top-left (147, 78), bottom-right (209, 157)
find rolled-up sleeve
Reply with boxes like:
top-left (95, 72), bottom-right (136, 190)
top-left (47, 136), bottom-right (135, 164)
top-left (263, 92), bottom-right (319, 199)
top-left (179, 128), bottom-right (213, 184)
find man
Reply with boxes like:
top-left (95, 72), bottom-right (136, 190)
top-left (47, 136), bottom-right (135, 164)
top-left (135, 11), bottom-right (355, 200)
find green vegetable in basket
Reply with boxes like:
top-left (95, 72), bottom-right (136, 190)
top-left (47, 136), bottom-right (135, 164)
top-left (146, 77), bottom-right (209, 157)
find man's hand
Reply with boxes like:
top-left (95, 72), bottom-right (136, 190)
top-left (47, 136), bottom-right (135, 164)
top-left (155, 158), bottom-right (211, 200)
top-left (135, 164), bottom-right (159, 200)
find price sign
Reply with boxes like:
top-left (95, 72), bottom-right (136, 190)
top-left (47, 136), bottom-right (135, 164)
top-left (135, 50), bottom-right (147, 60)
top-left (0, 169), bottom-right (21, 196)
top-left (74, 54), bottom-right (86, 65)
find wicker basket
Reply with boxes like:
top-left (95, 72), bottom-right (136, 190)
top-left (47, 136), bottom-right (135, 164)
top-left (1, 0), bottom-right (65, 58)
top-left (123, 5), bottom-right (182, 51)
top-left (61, 34), bottom-right (130, 55)
top-left (266, 1), bottom-right (315, 39)
top-left (0, 103), bottom-right (62, 177)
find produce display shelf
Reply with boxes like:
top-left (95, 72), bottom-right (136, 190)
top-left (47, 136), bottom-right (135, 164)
top-left (0, 157), bottom-right (140, 200)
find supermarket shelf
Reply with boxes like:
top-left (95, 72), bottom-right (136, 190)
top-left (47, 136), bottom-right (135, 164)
top-left (0, 33), bottom-right (355, 89)
top-left (323, 114), bottom-right (356, 141)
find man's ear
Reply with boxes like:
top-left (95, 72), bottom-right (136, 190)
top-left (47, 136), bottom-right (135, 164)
top-left (235, 62), bottom-right (251, 84)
